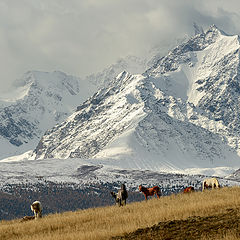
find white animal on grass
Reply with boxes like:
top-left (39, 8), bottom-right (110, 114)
top-left (202, 178), bottom-right (220, 191)
top-left (31, 201), bottom-right (43, 219)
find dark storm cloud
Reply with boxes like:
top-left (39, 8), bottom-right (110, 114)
top-left (0, 0), bottom-right (240, 92)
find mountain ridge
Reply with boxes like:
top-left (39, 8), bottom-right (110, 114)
top-left (0, 52), bottom-right (157, 160)
top-left (31, 25), bottom-right (240, 172)
top-left (0, 71), bottom-right (97, 159)
top-left (1, 25), bottom-right (240, 174)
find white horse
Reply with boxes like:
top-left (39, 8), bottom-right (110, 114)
top-left (202, 178), bottom-right (220, 191)
top-left (31, 201), bottom-right (43, 219)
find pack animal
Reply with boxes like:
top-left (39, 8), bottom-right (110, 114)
top-left (202, 178), bottom-right (220, 191)
top-left (139, 185), bottom-right (161, 200)
top-left (111, 184), bottom-right (128, 207)
top-left (183, 186), bottom-right (195, 193)
top-left (31, 201), bottom-right (43, 219)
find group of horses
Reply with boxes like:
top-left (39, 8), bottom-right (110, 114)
top-left (21, 178), bottom-right (220, 221)
top-left (183, 177), bottom-right (220, 193)
top-left (111, 177), bottom-right (220, 206)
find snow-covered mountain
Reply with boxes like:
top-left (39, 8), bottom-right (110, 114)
top-left (85, 51), bottom-right (168, 89)
top-left (144, 25), bottom-right (240, 152)
top-left (85, 55), bottom-right (147, 88)
top-left (0, 51), bottom-right (161, 161)
top-left (84, 45), bottom-right (173, 89)
top-left (0, 71), bottom-right (97, 160)
top-left (226, 168), bottom-right (240, 181)
top-left (31, 25), bottom-right (240, 172)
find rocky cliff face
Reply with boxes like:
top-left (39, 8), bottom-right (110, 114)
top-left (32, 25), bottom-right (240, 171)
top-left (144, 25), bottom-right (240, 154)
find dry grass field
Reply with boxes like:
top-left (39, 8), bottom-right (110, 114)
top-left (0, 187), bottom-right (240, 240)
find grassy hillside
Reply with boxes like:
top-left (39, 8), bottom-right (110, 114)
top-left (0, 182), bottom-right (145, 220)
top-left (0, 187), bottom-right (240, 240)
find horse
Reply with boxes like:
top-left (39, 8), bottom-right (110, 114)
top-left (139, 185), bottom-right (161, 200)
top-left (183, 186), bottom-right (195, 193)
top-left (202, 178), bottom-right (220, 191)
top-left (31, 201), bottom-right (43, 219)
top-left (111, 184), bottom-right (128, 207)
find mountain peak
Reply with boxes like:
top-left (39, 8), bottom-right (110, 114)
top-left (0, 70), bottom-right (96, 160)
top-left (116, 70), bottom-right (130, 80)
top-left (3, 26), bottom-right (240, 174)
top-left (31, 25), bottom-right (240, 171)
top-left (205, 24), bottom-right (227, 37)
top-left (208, 24), bottom-right (219, 31)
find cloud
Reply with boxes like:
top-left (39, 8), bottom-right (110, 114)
top-left (0, 0), bottom-right (240, 92)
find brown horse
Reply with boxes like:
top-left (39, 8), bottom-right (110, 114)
top-left (111, 184), bottom-right (128, 206)
top-left (139, 185), bottom-right (161, 200)
top-left (183, 186), bottom-right (195, 193)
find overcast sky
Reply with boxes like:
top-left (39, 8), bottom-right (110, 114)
top-left (1, 0), bottom-right (240, 93)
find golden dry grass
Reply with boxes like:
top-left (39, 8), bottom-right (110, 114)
top-left (201, 230), bottom-right (240, 240)
top-left (1, 186), bottom-right (240, 240)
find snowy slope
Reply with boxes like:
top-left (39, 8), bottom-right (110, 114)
top-left (0, 157), bottom-right (239, 191)
top-left (85, 55), bottom-right (149, 88)
top-left (32, 25), bottom-right (240, 172)
top-left (145, 25), bottom-right (240, 155)
top-left (0, 71), bottom-right (97, 160)
top-left (3, 25), bottom-right (240, 176)
top-left (33, 72), bottom-right (147, 159)
top-left (0, 52), bottom-right (158, 160)
top-left (84, 47), bottom-right (170, 89)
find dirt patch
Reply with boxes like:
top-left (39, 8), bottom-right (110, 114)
top-left (112, 208), bottom-right (240, 240)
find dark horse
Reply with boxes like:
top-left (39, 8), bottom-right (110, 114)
top-left (111, 184), bottom-right (128, 206)
top-left (139, 185), bottom-right (161, 200)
